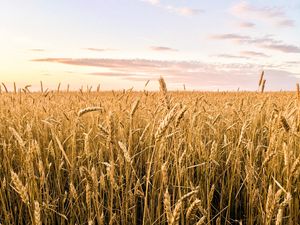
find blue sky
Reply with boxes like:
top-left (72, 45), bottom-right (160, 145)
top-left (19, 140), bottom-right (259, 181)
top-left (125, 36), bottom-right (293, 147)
top-left (0, 0), bottom-right (300, 91)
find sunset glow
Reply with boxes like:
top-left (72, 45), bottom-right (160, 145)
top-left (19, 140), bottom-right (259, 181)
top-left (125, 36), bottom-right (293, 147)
top-left (1, 0), bottom-right (300, 91)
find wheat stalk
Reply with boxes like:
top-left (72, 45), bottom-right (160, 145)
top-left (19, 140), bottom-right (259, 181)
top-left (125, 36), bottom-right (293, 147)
top-left (10, 171), bottom-right (29, 205)
top-left (259, 71), bottom-right (264, 87)
top-left (164, 188), bottom-right (172, 224)
top-left (9, 127), bottom-right (25, 147)
top-left (78, 106), bottom-right (102, 117)
top-left (297, 83), bottom-right (300, 100)
top-left (170, 201), bottom-right (182, 225)
top-left (159, 77), bottom-right (171, 109)
top-left (161, 162), bottom-right (168, 187)
top-left (196, 216), bottom-right (206, 225)
top-left (261, 79), bottom-right (266, 93)
top-left (69, 182), bottom-right (78, 200)
top-left (34, 201), bottom-right (42, 225)
top-left (175, 106), bottom-right (187, 127)
top-left (118, 141), bottom-right (131, 164)
top-left (130, 99), bottom-right (140, 116)
top-left (155, 104), bottom-right (178, 141)
top-left (280, 116), bottom-right (290, 132)
top-left (186, 199), bottom-right (201, 221)
top-left (1, 82), bottom-right (8, 93)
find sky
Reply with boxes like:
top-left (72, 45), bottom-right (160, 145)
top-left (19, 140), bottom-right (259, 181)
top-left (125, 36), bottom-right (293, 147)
top-left (0, 0), bottom-right (300, 91)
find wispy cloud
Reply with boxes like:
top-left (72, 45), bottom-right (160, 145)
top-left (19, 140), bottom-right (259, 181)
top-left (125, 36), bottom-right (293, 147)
top-left (32, 57), bottom-right (299, 90)
top-left (144, 0), bottom-right (160, 5)
top-left (231, 1), bottom-right (295, 27)
top-left (275, 19), bottom-right (294, 27)
top-left (210, 33), bottom-right (250, 42)
top-left (240, 51), bottom-right (269, 57)
top-left (263, 44), bottom-right (300, 53)
top-left (29, 49), bottom-right (46, 52)
top-left (238, 22), bottom-right (255, 28)
top-left (142, 0), bottom-right (203, 16)
top-left (150, 46), bottom-right (178, 51)
top-left (90, 72), bottom-right (138, 77)
top-left (84, 48), bottom-right (116, 52)
top-left (211, 33), bottom-right (300, 53)
top-left (216, 54), bottom-right (249, 59)
top-left (216, 51), bottom-right (270, 58)
top-left (232, 1), bottom-right (284, 18)
top-left (286, 61), bottom-right (300, 65)
top-left (165, 5), bottom-right (204, 16)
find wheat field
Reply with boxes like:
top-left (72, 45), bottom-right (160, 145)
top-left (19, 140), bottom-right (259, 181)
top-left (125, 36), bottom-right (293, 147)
top-left (0, 80), bottom-right (299, 225)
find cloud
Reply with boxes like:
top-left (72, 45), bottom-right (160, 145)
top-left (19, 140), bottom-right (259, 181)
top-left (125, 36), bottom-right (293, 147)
top-left (282, 61), bottom-right (300, 69)
top-left (142, 0), bottom-right (203, 16)
top-left (150, 46), bottom-right (178, 51)
top-left (240, 51), bottom-right (269, 57)
top-left (262, 44), bottom-right (300, 53)
top-left (232, 1), bottom-right (284, 18)
top-left (275, 19), bottom-right (294, 27)
top-left (238, 22), bottom-right (255, 28)
top-left (89, 72), bottom-right (158, 82)
top-left (286, 61), bottom-right (300, 65)
top-left (210, 33), bottom-right (250, 42)
top-left (30, 49), bottom-right (45, 52)
top-left (32, 58), bottom-right (172, 70)
top-left (216, 54), bottom-right (249, 59)
top-left (166, 6), bottom-right (204, 16)
top-left (84, 48), bottom-right (116, 52)
top-left (32, 57), bottom-right (299, 90)
top-left (178, 7), bottom-right (203, 16)
top-left (144, 0), bottom-right (160, 5)
top-left (211, 33), bottom-right (300, 53)
top-left (231, 1), bottom-right (295, 27)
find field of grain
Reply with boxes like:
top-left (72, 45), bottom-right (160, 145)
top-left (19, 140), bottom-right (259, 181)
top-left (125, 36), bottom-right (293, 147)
top-left (0, 81), bottom-right (299, 225)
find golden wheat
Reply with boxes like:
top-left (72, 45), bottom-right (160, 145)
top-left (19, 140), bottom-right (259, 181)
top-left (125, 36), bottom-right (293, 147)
top-left (0, 79), bottom-right (299, 225)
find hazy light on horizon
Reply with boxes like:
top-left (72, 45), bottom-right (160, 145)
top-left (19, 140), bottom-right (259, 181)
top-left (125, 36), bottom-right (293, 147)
top-left (0, 0), bottom-right (300, 91)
